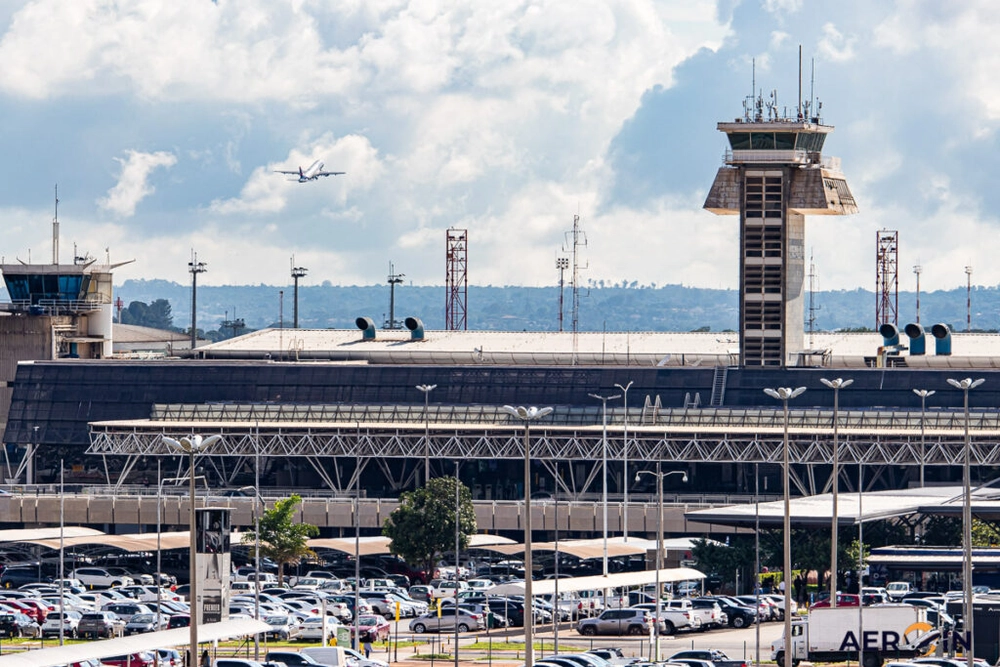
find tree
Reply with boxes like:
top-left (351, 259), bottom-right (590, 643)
top-left (241, 494), bottom-right (318, 583)
top-left (120, 298), bottom-right (174, 330)
top-left (382, 476), bottom-right (477, 577)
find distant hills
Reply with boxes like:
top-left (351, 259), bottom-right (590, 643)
top-left (111, 279), bottom-right (1000, 335)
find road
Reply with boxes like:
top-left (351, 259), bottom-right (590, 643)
top-left (384, 618), bottom-right (787, 664)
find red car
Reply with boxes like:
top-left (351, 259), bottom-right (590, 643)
top-left (102, 653), bottom-right (157, 667)
top-left (352, 614), bottom-right (391, 642)
top-left (0, 600), bottom-right (45, 624)
top-left (810, 593), bottom-right (860, 608)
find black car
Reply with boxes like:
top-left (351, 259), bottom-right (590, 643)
top-left (708, 597), bottom-right (757, 629)
top-left (0, 567), bottom-right (50, 588)
top-left (0, 613), bottom-right (22, 637)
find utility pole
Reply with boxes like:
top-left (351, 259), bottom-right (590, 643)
top-left (385, 263), bottom-right (405, 329)
top-left (188, 251), bottom-right (207, 350)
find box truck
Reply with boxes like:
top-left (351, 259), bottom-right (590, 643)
top-left (771, 604), bottom-right (936, 667)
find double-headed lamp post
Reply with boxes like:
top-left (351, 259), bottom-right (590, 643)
top-left (635, 465), bottom-right (687, 662)
top-left (819, 377), bottom-right (852, 609)
top-left (615, 381), bottom-right (634, 540)
top-left (947, 377), bottom-right (984, 661)
top-left (764, 386), bottom-right (806, 667)
top-left (589, 392), bottom-right (621, 576)
top-left (501, 405), bottom-right (553, 667)
top-left (913, 389), bottom-right (935, 488)
top-left (416, 384), bottom-right (437, 483)
top-left (162, 434), bottom-right (222, 667)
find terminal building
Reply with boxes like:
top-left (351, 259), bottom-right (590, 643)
top-left (1, 89), bottom-right (999, 556)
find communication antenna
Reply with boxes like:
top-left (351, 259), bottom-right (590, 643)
top-left (556, 256), bottom-right (569, 332)
top-left (52, 185), bottom-right (59, 265)
top-left (807, 250), bottom-right (820, 348)
top-left (563, 214), bottom-right (588, 364)
top-left (810, 58), bottom-right (816, 121)
top-left (798, 45), bottom-right (803, 120)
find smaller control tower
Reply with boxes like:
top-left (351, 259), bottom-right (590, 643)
top-left (704, 89), bottom-right (857, 367)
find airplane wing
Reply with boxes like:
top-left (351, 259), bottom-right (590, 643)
top-left (273, 170), bottom-right (300, 175)
top-left (315, 171), bottom-right (346, 177)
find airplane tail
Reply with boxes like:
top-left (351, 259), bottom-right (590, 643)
top-left (299, 167), bottom-right (304, 178)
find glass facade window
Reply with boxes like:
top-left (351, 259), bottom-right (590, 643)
top-left (2, 273), bottom-right (88, 304)
top-left (750, 133), bottom-right (775, 149)
top-left (727, 133), bottom-right (750, 150)
top-left (774, 133), bottom-right (796, 150)
top-left (795, 132), bottom-right (826, 152)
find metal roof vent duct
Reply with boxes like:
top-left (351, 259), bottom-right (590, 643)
top-left (879, 323), bottom-right (900, 347)
top-left (931, 323), bottom-right (952, 356)
top-left (904, 323), bottom-right (926, 355)
top-left (355, 317), bottom-right (376, 340)
top-left (405, 316), bottom-right (425, 340)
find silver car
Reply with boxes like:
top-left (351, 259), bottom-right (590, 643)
top-left (409, 607), bottom-right (485, 633)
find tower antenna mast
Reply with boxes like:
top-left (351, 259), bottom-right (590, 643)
top-left (52, 185), bottom-right (59, 265)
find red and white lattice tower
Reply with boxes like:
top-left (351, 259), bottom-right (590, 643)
top-left (875, 229), bottom-right (898, 329)
top-left (445, 229), bottom-right (468, 330)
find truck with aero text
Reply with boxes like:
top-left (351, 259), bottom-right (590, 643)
top-left (771, 605), bottom-right (936, 667)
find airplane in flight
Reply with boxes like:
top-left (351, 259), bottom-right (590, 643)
top-left (274, 160), bottom-right (345, 182)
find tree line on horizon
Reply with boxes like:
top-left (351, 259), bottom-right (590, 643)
top-left (110, 279), bottom-right (1000, 337)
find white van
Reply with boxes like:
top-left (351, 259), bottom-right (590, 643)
top-left (301, 647), bottom-right (389, 667)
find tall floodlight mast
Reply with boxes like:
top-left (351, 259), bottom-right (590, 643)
top-left (445, 229), bottom-right (468, 330)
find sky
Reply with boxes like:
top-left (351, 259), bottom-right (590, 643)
top-left (0, 0), bottom-right (998, 293)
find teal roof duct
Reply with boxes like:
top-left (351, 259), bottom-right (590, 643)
top-left (931, 323), bottom-right (951, 356)
top-left (904, 323), bottom-right (926, 355)
top-left (879, 323), bottom-right (900, 347)
top-left (405, 317), bottom-right (425, 340)
top-left (355, 317), bottom-right (376, 340)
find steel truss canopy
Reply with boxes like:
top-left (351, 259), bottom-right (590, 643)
top-left (684, 485), bottom-right (998, 528)
top-left (89, 403), bottom-right (1000, 467)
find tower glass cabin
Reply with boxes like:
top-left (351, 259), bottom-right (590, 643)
top-left (704, 100), bottom-right (857, 367)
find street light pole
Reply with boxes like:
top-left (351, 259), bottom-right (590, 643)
top-left (589, 392), bottom-right (621, 577)
top-left (162, 434), bottom-right (222, 667)
top-left (913, 389), bottom-right (935, 488)
top-left (764, 386), bottom-right (806, 667)
top-left (948, 377), bottom-right (984, 661)
top-left (615, 381), bottom-right (633, 541)
top-left (635, 466), bottom-right (687, 661)
top-left (820, 378), bottom-right (852, 609)
top-left (501, 405), bottom-right (554, 667)
top-left (416, 384), bottom-right (437, 484)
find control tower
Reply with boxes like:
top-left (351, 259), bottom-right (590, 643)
top-left (704, 91), bottom-right (857, 367)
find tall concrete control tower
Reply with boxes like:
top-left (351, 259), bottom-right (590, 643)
top-left (704, 92), bottom-right (857, 366)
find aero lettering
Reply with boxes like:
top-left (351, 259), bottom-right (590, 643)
top-left (838, 631), bottom-right (901, 652)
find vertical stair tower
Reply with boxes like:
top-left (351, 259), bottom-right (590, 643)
top-left (704, 91), bottom-right (857, 367)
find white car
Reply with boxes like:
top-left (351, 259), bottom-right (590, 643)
top-left (70, 567), bottom-right (135, 589)
top-left (297, 616), bottom-right (341, 641)
top-left (41, 610), bottom-right (82, 638)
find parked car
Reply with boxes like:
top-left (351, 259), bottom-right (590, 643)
top-left (0, 612), bottom-right (33, 637)
top-left (157, 648), bottom-right (184, 667)
top-left (124, 612), bottom-right (169, 634)
top-left (102, 653), bottom-right (158, 667)
top-left (409, 607), bottom-right (484, 633)
top-left (71, 567), bottom-right (134, 589)
top-left (263, 614), bottom-right (302, 640)
top-left (886, 581), bottom-right (915, 601)
top-left (810, 593), bottom-right (861, 608)
top-left (298, 616), bottom-right (341, 641)
top-left (710, 596), bottom-right (757, 628)
top-left (102, 601), bottom-right (153, 621)
top-left (576, 609), bottom-right (656, 636)
top-left (40, 610), bottom-right (82, 638)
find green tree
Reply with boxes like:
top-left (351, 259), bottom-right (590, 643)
top-left (382, 476), bottom-right (477, 576)
top-left (241, 494), bottom-right (318, 583)
top-left (120, 298), bottom-right (174, 330)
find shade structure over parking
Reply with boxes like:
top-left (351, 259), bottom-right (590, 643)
top-left (0, 618), bottom-right (269, 667)
top-left (487, 566), bottom-right (705, 597)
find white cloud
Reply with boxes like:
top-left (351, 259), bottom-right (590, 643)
top-left (817, 23), bottom-right (856, 62)
top-left (97, 150), bottom-right (177, 218)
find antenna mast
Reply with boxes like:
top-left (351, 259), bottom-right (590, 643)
top-left (52, 185), bottom-right (59, 265)
top-left (807, 250), bottom-right (819, 348)
top-left (797, 45), bottom-right (803, 120)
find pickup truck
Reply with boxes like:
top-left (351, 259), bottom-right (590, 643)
top-left (630, 602), bottom-right (701, 634)
top-left (668, 649), bottom-right (750, 667)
